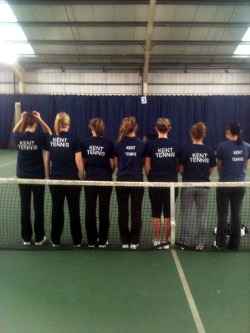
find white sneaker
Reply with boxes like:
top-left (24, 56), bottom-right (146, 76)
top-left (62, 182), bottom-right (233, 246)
top-left (99, 244), bottom-right (107, 248)
top-left (51, 241), bottom-right (60, 247)
top-left (22, 239), bottom-right (31, 246)
top-left (122, 244), bottom-right (129, 249)
top-left (161, 241), bottom-right (170, 250)
top-left (130, 244), bottom-right (139, 250)
top-left (153, 240), bottom-right (162, 250)
top-left (35, 236), bottom-right (46, 245)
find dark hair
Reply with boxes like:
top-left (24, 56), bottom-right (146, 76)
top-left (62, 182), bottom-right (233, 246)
top-left (227, 122), bottom-right (242, 145)
top-left (23, 112), bottom-right (37, 130)
top-left (190, 122), bottom-right (206, 140)
top-left (89, 118), bottom-right (105, 137)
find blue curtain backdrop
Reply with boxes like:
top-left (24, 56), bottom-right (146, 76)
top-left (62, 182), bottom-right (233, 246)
top-left (1, 94), bottom-right (250, 149)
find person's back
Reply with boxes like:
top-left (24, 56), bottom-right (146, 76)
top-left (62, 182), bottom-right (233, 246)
top-left (217, 140), bottom-right (250, 182)
top-left (48, 131), bottom-right (80, 179)
top-left (12, 111), bottom-right (51, 246)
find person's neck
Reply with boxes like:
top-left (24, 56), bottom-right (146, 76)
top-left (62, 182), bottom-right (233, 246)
top-left (228, 135), bottom-right (238, 141)
top-left (158, 133), bottom-right (168, 139)
top-left (127, 132), bottom-right (135, 137)
top-left (25, 126), bottom-right (35, 133)
top-left (192, 139), bottom-right (203, 145)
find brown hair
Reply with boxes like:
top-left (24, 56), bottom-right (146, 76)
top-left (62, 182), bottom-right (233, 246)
top-left (89, 118), bottom-right (105, 137)
top-left (190, 122), bottom-right (206, 140)
top-left (156, 118), bottom-right (171, 133)
top-left (23, 112), bottom-right (37, 130)
top-left (116, 117), bottom-right (138, 142)
top-left (54, 112), bottom-right (70, 136)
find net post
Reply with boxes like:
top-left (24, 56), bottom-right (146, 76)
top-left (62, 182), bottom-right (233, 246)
top-left (170, 182), bottom-right (176, 246)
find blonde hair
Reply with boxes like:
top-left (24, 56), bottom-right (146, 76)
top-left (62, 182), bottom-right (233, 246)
top-left (156, 118), bottom-right (171, 133)
top-left (190, 122), bottom-right (206, 140)
top-left (116, 117), bottom-right (138, 142)
top-left (54, 112), bottom-right (70, 136)
top-left (89, 118), bottom-right (105, 137)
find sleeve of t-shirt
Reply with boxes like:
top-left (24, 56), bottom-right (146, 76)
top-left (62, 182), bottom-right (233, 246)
top-left (44, 135), bottom-right (51, 151)
top-left (107, 141), bottom-right (114, 159)
top-left (114, 142), bottom-right (119, 157)
top-left (210, 149), bottom-right (217, 167)
top-left (74, 137), bottom-right (81, 153)
top-left (81, 141), bottom-right (86, 157)
top-left (41, 133), bottom-right (50, 148)
top-left (145, 142), bottom-right (151, 157)
top-left (141, 141), bottom-right (146, 157)
top-left (12, 132), bottom-right (19, 143)
top-left (179, 147), bottom-right (187, 166)
top-left (216, 143), bottom-right (223, 160)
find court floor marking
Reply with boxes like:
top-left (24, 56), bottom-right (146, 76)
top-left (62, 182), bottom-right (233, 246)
top-left (171, 249), bottom-right (206, 333)
top-left (0, 161), bottom-right (16, 168)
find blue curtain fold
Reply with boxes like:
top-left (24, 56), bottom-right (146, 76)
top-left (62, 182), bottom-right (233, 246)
top-left (1, 94), bottom-right (250, 149)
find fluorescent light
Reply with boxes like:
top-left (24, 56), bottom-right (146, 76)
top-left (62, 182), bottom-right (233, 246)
top-left (234, 45), bottom-right (250, 55)
top-left (242, 27), bottom-right (250, 41)
top-left (0, 3), bottom-right (16, 22)
top-left (0, 2), bottom-right (34, 64)
top-left (0, 26), bottom-right (27, 42)
top-left (0, 41), bottom-right (17, 64)
top-left (234, 27), bottom-right (250, 56)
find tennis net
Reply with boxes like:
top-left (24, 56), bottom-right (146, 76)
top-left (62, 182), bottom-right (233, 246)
top-left (0, 178), bottom-right (249, 251)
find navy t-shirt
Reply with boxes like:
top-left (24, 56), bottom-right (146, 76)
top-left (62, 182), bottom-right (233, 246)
top-left (179, 144), bottom-right (217, 182)
top-left (114, 136), bottom-right (146, 181)
top-left (217, 140), bottom-right (250, 182)
top-left (145, 138), bottom-right (180, 181)
top-left (82, 136), bottom-right (114, 179)
top-left (45, 131), bottom-right (81, 179)
top-left (13, 131), bottom-right (48, 179)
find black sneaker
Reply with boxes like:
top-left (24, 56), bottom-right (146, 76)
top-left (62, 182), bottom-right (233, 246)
top-left (181, 244), bottom-right (189, 251)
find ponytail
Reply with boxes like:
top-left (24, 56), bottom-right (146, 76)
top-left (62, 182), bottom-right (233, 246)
top-left (227, 122), bottom-right (242, 145)
top-left (116, 117), bottom-right (137, 142)
top-left (89, 118), bottom-right (105, 137)
top-left (54, 112), bottom-right (70, 136)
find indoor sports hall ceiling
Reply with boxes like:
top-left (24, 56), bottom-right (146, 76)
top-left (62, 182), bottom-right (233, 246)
top-left (2, 0), bottom-right (250, 74)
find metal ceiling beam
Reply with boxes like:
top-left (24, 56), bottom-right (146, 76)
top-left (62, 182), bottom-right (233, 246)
top-left (21, 62), bottom-right (250, 70)
top-left (2, 21), bottom-right (250, 28)
top-left (143, 0), bottom-right (156, 95)
top-left (7, 0), bottom-right (250, 5)
top-left (10, 40), bottom-right (250, 46)
top-left (18, 54), bottom-right (250, 59)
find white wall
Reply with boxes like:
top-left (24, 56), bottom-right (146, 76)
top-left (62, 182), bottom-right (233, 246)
top-left (0, 68), bottom-right (249, 95)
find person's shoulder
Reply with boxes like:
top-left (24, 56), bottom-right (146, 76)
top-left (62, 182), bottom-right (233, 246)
top-left (243, 141), bottom-right (250, 148)
top-left (203, 143), bottom-right (214, 151)
top-left (146, 139), bottom-right (156, 147)
top-left (168, 138), bottom-right (179, 145)
top-left (217, 140), bottom-right (227, 149)
top-left (102, 137), bottom-right (114, 145)
top-left (82, 137), bottom-right (92, 145)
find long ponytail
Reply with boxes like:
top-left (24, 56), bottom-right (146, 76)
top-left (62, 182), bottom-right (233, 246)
top-left (54, 112), bottom-right (70, 136)
top-left (116, 117), bottom-right (138, 142)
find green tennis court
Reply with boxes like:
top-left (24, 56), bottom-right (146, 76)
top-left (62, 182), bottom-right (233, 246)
top-left (0, 149), bottom-right (250, 333)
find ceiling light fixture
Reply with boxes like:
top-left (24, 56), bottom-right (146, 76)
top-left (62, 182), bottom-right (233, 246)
top-left (0, 2), bottom-right (34, 65)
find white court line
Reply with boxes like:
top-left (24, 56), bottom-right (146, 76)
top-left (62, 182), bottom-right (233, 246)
top-left (171, 249), bottom-right (206, 333)
top-left (0, 161), bottom-right (16, 168)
